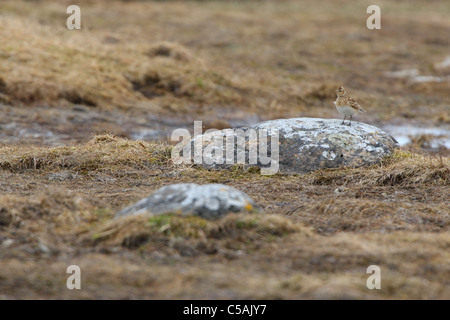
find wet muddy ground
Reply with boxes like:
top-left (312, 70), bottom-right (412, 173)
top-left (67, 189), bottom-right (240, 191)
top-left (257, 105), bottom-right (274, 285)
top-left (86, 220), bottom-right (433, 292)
top-left (1, 103), bottom-right (448, 154)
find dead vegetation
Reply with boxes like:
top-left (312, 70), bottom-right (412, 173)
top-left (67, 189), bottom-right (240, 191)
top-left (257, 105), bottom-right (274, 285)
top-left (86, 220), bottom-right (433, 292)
top-left (306, 150), bottom-right (449, 187)
top-left (0, 0), bottom-right (449, 121)
top-left (0, 136), bottom-right (447, 187)
top-left (146, 42), bottom-right (199, 63)
top-left (0, 134), bottom-right (172, 172)
top-left (82, 213), bottom-right (308, 253)
top-left (0, 137), bottom-right (448, 298)
top-left (0, 13), bottom-right (256, 112)
top-left (287, 198), bottom-right (449, 234)
top-left (304, 83), bottom-right (338, 101)
top-left (0, 0), bottom-right (449, 300)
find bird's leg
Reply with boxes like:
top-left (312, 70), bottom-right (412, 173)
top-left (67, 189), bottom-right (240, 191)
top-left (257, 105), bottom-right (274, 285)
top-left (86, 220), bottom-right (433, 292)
top-left (341, 116), bottom-right (346, 125)
top-left (348, 115), bottom-right (352, 126)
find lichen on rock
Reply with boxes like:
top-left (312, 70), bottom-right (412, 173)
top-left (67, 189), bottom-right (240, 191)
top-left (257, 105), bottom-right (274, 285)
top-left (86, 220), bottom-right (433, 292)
top-left (189, 118), bottom-right (399, 174)
top-left (116, 183), bottom-right (257, 220)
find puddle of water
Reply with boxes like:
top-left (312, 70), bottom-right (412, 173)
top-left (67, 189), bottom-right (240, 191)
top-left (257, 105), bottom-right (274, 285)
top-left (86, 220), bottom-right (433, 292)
top-left (1, 101), bottom-right (448, 151)
top-left (411, 75), bottom-right (448, 83)
top-left (435, 56), bottom-right (450, 69)
top-left (0, 122), bottom-right (68, 146)
top-left (385, 62), bottom-right (450, 83)
top-left (129, 115), bottom-right (262, 142)
top-left (130, 128), bottom-right (165, 141)
top-left (130, 120), bottom-right (450, 150)
top-left (382, 124), bottom-right (450, 148)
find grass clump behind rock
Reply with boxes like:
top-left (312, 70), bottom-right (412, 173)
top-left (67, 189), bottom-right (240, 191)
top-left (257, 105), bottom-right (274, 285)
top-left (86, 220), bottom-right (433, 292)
top-left (0, 134), bottom-right (172, 173)
top-left (307, 150), bottom-right (449, 187)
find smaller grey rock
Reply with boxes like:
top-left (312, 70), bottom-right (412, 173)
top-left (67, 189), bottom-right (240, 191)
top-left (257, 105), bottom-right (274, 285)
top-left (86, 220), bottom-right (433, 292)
top-left (2, 239), bottom-right (14, 248)
top-left (116, 183), bottom-right (256, 220)
top-left (333, 187), bottom-right (347, 195)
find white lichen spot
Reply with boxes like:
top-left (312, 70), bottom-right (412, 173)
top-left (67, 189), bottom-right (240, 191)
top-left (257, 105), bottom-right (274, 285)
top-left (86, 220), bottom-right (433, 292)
top-left (322, 150), bottom-right (337, 160)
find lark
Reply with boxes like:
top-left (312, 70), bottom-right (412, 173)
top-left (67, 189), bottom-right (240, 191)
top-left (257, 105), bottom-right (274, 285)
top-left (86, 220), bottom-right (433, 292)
top-left (334, 85), bottom-right (366, 126)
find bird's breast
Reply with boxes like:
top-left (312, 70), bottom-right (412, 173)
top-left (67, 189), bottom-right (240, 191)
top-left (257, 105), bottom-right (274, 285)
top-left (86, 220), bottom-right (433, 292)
top-left (336, 105), bottom-right (358, 116)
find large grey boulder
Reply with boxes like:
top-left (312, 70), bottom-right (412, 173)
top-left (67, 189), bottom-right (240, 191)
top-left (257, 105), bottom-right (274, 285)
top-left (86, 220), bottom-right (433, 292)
top-left (116, 183), bottom-right (256, 220)
top-left (187, 118), bottom-right (399, 174)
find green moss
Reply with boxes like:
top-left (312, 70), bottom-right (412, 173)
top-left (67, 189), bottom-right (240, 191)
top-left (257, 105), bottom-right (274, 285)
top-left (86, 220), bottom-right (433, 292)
top-left (147, 214), bottom-right (212, 238)
top-left (93, 208), bottom-right (113, 219)
top-left (196, 78), bottom-right (205, 89)
top-left (91, 233), bottom-right (101, 240)
top-left (392, 150), bottom-right (413, 160)
top-left (236, 217), bottom-right (259, 230)
top-left (147, 214), bottom-right (172, 229)
top-left (381, 149), bottom-right (414, 166)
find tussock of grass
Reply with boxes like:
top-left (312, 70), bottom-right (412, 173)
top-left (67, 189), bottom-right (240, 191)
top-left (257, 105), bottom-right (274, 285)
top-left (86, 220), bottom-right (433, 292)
top-left (0, 188), bottom-right (91, 220)
top-left (85, 213), bottom-right (307, 248)
top-left (127, 60), bottom-right (244, 106)
top-left (0, 15), bottom-right (249, 109)
top-left (0, 187), bottom-right (95, 246)
top-left (289, 198), bottom-right (449, 234)
top-left (307, 150), bottom-right (449, 186)
top-left (375, 153), bottom-right (449, 186)
top-left (1, 0), bottom-right (450, 123)
top-left (0, 134), bottom-right (172, 172)
top-left (146, 42), bottom-right (199, 63)
top-left (1, 139), bottom-right (447, 187)
top-left (304, 83), bottom-right (337, 101)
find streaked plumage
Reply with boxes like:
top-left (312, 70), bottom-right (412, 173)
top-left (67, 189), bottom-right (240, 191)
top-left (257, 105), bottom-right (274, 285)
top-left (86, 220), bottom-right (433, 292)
top-left (334, 86), bottom-right (366, 126)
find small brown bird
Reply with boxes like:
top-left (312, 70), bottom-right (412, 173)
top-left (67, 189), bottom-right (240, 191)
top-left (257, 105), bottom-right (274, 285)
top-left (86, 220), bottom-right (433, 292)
top-left (334, 86), bottom-right (366, 126)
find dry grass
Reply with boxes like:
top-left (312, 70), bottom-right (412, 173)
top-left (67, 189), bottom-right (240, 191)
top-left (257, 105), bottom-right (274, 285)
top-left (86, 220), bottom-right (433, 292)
top-left (82, 213), bottom-right (307, 251)
top-left (0, 138), bottom-right (448, 298)
top-left (0, 0), bottom-right (449, 121)
top-left (1, 175), bottom-right (448, 300)
top-left (288, 198), bottom-right (449, 234)
top-left (0, 137), bottom-right (448, 187)
top-left (0, 0), bottom-right (449, 300)
top-left (0, 134), bottom-right (172, 172)
top-left (0, 12), bottom-right (255, 111)
top-left (0, 187), bottom-right (96, 260)
top-left (306, 150), bottom-right (449, 187)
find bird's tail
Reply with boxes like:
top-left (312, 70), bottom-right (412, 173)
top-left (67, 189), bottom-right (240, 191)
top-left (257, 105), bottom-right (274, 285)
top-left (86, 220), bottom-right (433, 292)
top-left (359, 107), bottom-right (367, 113)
